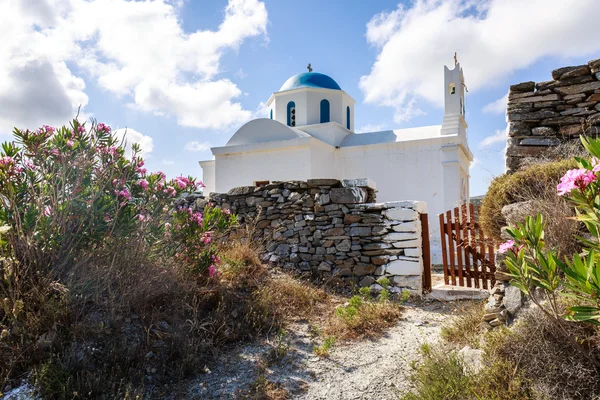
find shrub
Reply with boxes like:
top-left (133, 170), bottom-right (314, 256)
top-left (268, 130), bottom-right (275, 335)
top-left (401, 343), bottom-right (529, 400)
top-left (440, 301), bottom-right (485, 348)
top-left (486, 306), bottom-right (600, 400)
top-left (0, 120), bottom-right (237, 395)
top-left (325, 293), bottom-right (402, 340)
top-left (480, 158), bottom-right (578, 249)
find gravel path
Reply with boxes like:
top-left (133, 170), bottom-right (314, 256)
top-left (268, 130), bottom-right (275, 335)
top-left (186, 301), bottom-right (453, 399)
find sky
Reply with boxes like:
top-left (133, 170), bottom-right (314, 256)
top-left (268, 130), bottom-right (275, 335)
top-left (2, 0), bottom-right (600, 196)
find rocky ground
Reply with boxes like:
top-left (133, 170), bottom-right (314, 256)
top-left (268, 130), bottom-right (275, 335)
top-left (186, 301), bottom-right (455, 400)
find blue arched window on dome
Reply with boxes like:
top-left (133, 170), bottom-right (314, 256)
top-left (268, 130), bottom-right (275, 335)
top-left (346, 106), bottom-right (350, 130)
top-left (320, 99), bottom-right (330, 123)
top-left (270, 109), bottom-right (273, 119)
top-left (287, 101), bottom-right (296, 127)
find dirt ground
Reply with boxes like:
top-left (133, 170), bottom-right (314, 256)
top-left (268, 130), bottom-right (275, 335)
top-left (185, 300), bottom-right (457, 399)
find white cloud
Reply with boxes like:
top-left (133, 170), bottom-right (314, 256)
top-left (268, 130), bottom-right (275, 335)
top-left (360, 0), bottom-right (600, 123)
top-left (479, 129), bottom-right (506, 148)
top-left (357, 123), bottom-right (387, 133)
top-left (0, 0), bottom-right (268, 133)
top-left (113, 128), bottom-right (154, 157)
top-left (184, 141), bottom-right (212, 152)
top-left (483, 93), bottom-right (508, 114)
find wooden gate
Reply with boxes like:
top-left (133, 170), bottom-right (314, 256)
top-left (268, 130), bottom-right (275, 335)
top-left (439, 204), bottom-right (496, 289)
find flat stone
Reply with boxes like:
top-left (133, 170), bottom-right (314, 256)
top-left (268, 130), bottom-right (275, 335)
top-left (335, 239), bottom-right (352, 252)
top-left (509, 81), bottom-right (535, 92)
top-left (503, 285), bottom-right (523, 315)
top-left (341, 178), bottom-right (376, 190)
top-left (390, 275), bottom-right (421, 289)
top-left (560, 65), bottom-right (590, 80)
top-left (509, 93), bottom-right (559, 104)
top-left (228, 186), bottom-right (256, 196)
top-left (531, 126), bottom-right (556, 136)
top-left (391, 239), bottom-right (422, 248)
top-left (318, 193), bottom-right (330, 205)
top-left (403, 248), bottom-right (421, 257)
top-left (323, 227), bottom-right (345, 237)
top-left (359, 276), bottom-right (376, 287)
top-left (519, 138), bottom-right (561, 146)
top-left (349, 226), bottom-right (372, 237)
top-left (343, 214), bottom-right (361, 224)
top-left (552, 65), bottom-right (588, 80)
top-left (458, 346), bottom-right (485, 374)
top-left (383, 208), bottom-right (418, 221)
top-left (560, 124), bottom-right (584, 136)
top-left (392, 221), bottom-right (420, 232)
top-left (554, 81), bottom-right (600, 96)
top-left (329, 187), bottom-right (368, 204)
top-left (386, 259), bottom-right (421, 275)
top-left (307, 179), bottom-right (340, 187)
top-left (507, 121), bottom-right (532, 137)
top-left (353, 264), bottom-right (376, 276)
top-left (507, 110), bottom-right (560, 122)
top-left (383, 232), bottom-right (417, 242)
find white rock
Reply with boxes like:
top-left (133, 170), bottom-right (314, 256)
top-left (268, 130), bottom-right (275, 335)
top-left (392, 221), bottom-right (420, 232)
top-left (391, 239), bottom-right (421, 248)
top-left (403, 248), bottom-right (421, 257)
top-left (458, 346), bottom-right (485, 374)
top-left (383, 232), bottom-right (417, 242)
top-left (385, 259), bottom-right (422, 275)
top-left (383, 208), bottom-right (418, 221)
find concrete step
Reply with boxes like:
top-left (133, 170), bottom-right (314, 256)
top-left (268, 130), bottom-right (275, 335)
top-left (426, 283), bottom-right (489, 302)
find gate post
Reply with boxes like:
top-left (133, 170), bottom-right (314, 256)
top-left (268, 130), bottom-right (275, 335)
top-left (420, 213), bottom-right (432, 293)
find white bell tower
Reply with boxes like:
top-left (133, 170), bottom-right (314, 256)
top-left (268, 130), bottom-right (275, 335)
top-left (441, 59), bottom-right (467, 136)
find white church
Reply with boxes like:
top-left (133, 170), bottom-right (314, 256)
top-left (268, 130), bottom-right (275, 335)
top-left (200, 62), bottom-right (472, 257)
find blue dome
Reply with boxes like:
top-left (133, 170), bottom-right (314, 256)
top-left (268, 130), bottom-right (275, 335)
top-left (279, 72), bottom-right (341, 92)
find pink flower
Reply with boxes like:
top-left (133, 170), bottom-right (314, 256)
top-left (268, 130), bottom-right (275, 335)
top-left (557, 168), bottom-right (597, 196)
top-left (137, 179), bottom-right (149, 190)
top-left (498, 239), bottom-right (516, 254)
top-left (156, 171), bottom-right (166, 180)
top-left (191, 212), bottom-right (203, 226)
top-left (0, 156), bottom-right (14, 167)
top-left (104, 214), bottom-right (111, 222)
top-left (115, 188), bottom-right (132, 201)
top-left (224, 209), bottom-right (231, 215)
top-left (43, 206), bottom-right (51, 217)
top-left (23, 159), bottom-right (37, 170)
top-left (97, 123), bottom-right (111, 134)
top-left (200, 232), bottom-right (212, 244)
top-left (66, 140), bottom-right (74, 148)
top-left (208, 264), bottom-right (217, 278)
top-left (50, 149), bottom-right (59, 156)
top-left (137, 214), bottom-right (146, 222)
top-left (77, 125), bottom-right (86, 134)
top-left (165, 222), bottom-right (172, 229)
top-left (136, 167), bottom-right (147, 175)
top-left (163, 186), bottom-right (176, 197)
top-left (42, 125), bottom-right (55, 134)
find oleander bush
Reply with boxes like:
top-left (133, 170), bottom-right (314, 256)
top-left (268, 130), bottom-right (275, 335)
top-left (0, 120), bottom-right (241, 397)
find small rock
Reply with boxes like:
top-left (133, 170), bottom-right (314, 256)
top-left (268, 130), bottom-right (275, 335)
top-left (458, 346), bottom-right (485, 374)
top-left (503, 285), bottom-right (523, 315)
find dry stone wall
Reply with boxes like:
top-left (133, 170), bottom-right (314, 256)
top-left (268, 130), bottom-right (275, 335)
top-left (183, 179), bottom-right (427, 294)
top-left (506, 58), bottom-right (600, 172)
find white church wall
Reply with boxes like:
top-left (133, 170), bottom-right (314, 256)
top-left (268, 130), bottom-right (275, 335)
top-left (335, 139), bottom-right (456, 264)
top-left (214, 145), bottom-right (312, 193)
top-left (199, 160), bottom-right (216, 195)
top-left (273, 91), bottom-right (308, 126)
top-left (309, 139), bottom-right (336, 177)
top-left (300, 122), bottom-right (349, 147)
top-left (342, 95), bottom-right (355, 131)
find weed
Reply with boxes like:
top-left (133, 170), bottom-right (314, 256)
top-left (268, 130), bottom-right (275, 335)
top-left (313, 336), bottom-right (335, 358)
top-left (441, 301), bottom-right (485, 348)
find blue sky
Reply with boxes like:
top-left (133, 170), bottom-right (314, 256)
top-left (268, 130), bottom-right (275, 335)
top-left (2, 0), bottom-right (600, 196)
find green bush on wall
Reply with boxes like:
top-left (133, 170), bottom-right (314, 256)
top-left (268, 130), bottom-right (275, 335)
top-left (480, 158), bottom-right (577, 241)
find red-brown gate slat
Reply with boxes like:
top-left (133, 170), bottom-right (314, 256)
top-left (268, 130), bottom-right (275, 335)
top-left (453, 207), bottom-right (465, 286)
top-left (461, 204), bottom-right (472, 288)
top-left (439, 213), bottom-right (450, 285)
top-left (469, 203), bottom-right (480, 288)
top-left (445, 210), bottom-right (457, 286)
top-left (439, 203), bottom-right (496, 289)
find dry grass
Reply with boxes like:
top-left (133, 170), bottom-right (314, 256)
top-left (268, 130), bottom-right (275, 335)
top-left (245, 375), bottom-right (291, 400)
top-left (484, 306), bottom-right (600, 400)
top-left (441, 301), bottom-right (485, 348)
top-left (480, 158), bottom-right (581, 256)
top-left (324, 296), bottom-right (403, 341)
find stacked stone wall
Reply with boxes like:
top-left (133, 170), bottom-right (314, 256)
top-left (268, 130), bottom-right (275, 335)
top-left (184, 179), bottom-right (427, 294)
top-left (506, 58), bottom-right (600, 172)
